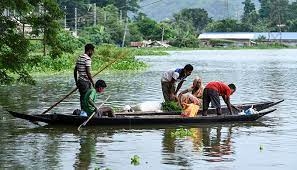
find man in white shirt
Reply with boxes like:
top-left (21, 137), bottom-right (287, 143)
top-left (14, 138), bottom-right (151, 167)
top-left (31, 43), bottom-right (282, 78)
top-left (161, 64), bottom-right (193, 102)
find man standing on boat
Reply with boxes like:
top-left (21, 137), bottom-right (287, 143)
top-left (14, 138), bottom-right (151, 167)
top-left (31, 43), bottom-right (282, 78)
top-left (74, 44), bottom-right (96, 109)
top-left (161, 64), bottom-right (193, 102)
top-left (201, 81), bottom-right (241, 116)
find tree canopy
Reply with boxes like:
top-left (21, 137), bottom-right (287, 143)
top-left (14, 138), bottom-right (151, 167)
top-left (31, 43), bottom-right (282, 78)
top-left (0, 0), bottom-right (63, 84)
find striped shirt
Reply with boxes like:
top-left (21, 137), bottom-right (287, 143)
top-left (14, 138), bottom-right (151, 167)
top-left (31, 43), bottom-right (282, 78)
top-left (76, 54), bottom-right (91, 81)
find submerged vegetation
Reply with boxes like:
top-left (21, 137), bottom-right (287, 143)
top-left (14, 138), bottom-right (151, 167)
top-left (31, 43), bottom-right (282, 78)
top-left (171, 128), bottom-right (194, 138)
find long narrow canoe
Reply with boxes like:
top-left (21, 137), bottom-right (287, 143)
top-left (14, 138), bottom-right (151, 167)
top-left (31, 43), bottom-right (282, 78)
top-left (8, 109), bottom-right (276, 126)
top-left (7, 99), bottom-right (283, 126)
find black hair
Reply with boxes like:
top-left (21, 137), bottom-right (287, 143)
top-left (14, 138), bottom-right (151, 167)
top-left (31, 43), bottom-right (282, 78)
top-left (85, 43), bottom-right (95, 52)
top-left (184, 64), bottom-right (193, 71)
top-left (95, 79), bottom-right (107, 88)
top-left (228, 83), bottom-right (236, 91)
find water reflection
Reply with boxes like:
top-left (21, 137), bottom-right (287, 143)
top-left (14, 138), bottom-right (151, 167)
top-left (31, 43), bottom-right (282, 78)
top-left (74, 130), bottom-right (97, 169)
top-left (161, 125), bottom-right (234, 167)
top-left (1, 123), bottom-right (266, 169)
top-left (201, 126), bottom-right (233, 162)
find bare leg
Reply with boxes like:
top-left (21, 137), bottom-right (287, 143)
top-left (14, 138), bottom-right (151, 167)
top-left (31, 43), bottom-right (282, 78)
top-left (216, 108), bottom-right (222, 115)
top-left (202, 110), bottom-right (207, 116)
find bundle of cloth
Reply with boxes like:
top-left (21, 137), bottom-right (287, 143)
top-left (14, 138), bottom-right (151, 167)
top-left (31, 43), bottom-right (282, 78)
top-left (238, 106), bottom-right (258, 115)
top-left (122, 101), bottom-right (162, 112)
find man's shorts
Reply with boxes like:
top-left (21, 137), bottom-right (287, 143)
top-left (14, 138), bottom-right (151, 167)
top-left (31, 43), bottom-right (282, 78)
top-left (202, 88), bottom-right (221, 110)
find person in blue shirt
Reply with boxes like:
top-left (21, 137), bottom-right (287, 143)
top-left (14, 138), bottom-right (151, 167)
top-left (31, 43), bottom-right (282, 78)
top-left (161, 64), bottom-right (194, 102)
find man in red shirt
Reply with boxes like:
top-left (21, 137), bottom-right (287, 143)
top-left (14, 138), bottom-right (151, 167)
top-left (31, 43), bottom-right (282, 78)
top-left (201, 81), bottom-right (241, 116)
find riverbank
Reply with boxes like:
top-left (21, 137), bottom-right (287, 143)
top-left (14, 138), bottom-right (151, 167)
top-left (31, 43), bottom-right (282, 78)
top-left (27, 43), bottom-right (295, 77)
top-left (26, 45), bottom-right (170, 77)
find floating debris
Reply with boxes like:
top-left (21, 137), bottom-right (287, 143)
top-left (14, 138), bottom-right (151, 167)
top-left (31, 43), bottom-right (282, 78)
top-left (259, 145), bottom-right (263, 151)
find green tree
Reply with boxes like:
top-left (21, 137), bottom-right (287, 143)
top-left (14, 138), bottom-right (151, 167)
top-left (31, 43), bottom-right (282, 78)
top-left (259, 0), bottom-right (271, 19)
top-left (259, 0), bottom-right (289, 31)
top-left (57, 0), bottom-right (90, 30)
top-left (205, 19), bottom-right (252, 32)
top-left (0, 0), bottom-right (63, 84)
top-left (287, 19), bottom-right (297, 31)
top-left (252, 19), bottom-right (270, 32)
top-left (173, 8), bottom-right (211, 33)
top-left (134, 13), bottom-right (161, 40)
top-left (169, 18), bottom-right (199, 47)
top-left (90, 0), bottom-right (139, 17)
top-left (241, 0), bottom-right (259, 24)
top-left (101, 5), bottom-right (124, 45)
top-left (287, 1), bottom-right (297, 20)
top-left (159, 20), bottom-right (176, 41)
top-left (79, 25), bottom-right (112, 45)
top-left (127, 24), bottom-right (143, 42)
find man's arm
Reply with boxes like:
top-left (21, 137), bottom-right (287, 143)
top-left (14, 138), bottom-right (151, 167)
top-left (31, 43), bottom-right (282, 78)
top-left (222, 95), bottom-right (241, 112)
top-left (88, 97), bottom-right (98, 113)
top-left (231, 105), bottom-right (242, 112)
top-left (179, 86), bottom-right (190, 96)
top-left (175, 80), bottom-right (184, 95)
top-left (74, 65), bottom-right (78, 85)
top-left (222, 95), bottom-right (233, 115)
top-left (86, 66), bottom-right (95, 87)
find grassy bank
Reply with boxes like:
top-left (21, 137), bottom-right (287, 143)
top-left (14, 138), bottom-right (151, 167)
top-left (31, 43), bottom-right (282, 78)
top-left (25, 45), bottom-right (171, 76)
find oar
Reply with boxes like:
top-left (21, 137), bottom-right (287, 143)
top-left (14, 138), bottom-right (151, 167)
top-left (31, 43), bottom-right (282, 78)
top-left (41, 50), bottom-right (128, 115)
top-left (78, 95), bottom-right (111, 131)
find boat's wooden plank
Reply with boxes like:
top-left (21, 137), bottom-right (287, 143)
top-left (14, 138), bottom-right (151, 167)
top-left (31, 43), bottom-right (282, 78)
top-left (7, 108), bottom-right (277, 126)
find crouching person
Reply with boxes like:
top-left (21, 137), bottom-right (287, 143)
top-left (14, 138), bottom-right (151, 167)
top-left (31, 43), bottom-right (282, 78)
top-left (201, 81), bottom-right (241, 116)
top-left (81, 79), bottom-right (115, 118)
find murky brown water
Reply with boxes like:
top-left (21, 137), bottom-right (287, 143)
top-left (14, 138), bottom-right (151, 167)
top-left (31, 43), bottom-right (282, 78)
top-left (0, 49), bottom-right (296, 169)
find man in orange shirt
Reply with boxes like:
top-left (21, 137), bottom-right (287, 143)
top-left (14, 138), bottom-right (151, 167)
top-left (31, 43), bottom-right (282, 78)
top-left (201, 81), bottom-right (241, 116)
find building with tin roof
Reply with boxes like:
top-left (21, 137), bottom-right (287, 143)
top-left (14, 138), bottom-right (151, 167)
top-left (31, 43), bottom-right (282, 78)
top-left (198, 32), bottom-right (297, 47)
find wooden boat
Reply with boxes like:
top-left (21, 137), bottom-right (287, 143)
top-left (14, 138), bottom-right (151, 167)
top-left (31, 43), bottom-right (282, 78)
top-left (7, 100), bottom-right (283, 126)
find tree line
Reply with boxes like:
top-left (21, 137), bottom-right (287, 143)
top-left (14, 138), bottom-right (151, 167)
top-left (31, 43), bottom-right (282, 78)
top-left (1, 0), bottom-right (297, 84)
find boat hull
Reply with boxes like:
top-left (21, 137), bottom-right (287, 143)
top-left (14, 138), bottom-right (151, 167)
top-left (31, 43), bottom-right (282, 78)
top-left (8, 109), bottom-right (276, 126)
top-left (7, 100), bottom-right (283, 126)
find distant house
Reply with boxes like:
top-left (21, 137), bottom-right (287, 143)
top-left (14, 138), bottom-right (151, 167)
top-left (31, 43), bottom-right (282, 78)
top-left (130, 41), bottom-right (144, 48)
top-left (130, 40), bottom-right (170, 48)
top-left (198, 32), bottom-right (297, 47)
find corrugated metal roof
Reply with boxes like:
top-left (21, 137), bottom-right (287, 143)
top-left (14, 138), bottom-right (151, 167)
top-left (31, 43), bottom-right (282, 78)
top-left (254, 32), bottom-right (297, 40)
top-left (198, 32), bottom-right (297, 40)
top-left (198, 32), bottom-right (254, 39)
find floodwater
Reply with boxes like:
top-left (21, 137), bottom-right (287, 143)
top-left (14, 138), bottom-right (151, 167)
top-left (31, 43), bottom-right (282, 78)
top-left (0, 49), bottom-right (296, 169)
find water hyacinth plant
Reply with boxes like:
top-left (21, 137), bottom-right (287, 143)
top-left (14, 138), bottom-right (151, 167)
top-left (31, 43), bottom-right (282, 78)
top-left (130, 155), bottom-right (140, 166)
top-left (171, 128), bottom-right (194, 138)
top-left (161, 101), bottom-right (182, 112)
